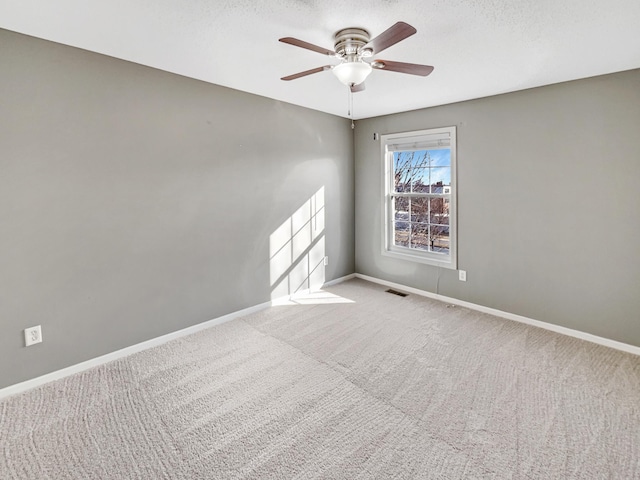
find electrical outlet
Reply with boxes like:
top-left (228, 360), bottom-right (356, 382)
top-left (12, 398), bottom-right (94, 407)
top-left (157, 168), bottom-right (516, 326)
top-left (24, 325), bottom-right (43, 347)
top-left (323, 256), bottom-right (329, 266)
top-left (458, 270), bottom-right (467, 282)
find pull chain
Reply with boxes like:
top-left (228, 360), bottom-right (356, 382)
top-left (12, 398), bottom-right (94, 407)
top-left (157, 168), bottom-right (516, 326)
top-left (348, 86), bottom-right (355, 129)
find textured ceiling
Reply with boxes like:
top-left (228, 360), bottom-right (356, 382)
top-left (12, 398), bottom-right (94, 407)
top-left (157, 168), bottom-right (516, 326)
top-left (1, 0), bottom-right (639, 119)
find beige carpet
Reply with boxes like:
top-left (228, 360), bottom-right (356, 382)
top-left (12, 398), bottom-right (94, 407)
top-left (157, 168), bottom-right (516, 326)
top-left (1, 279), bottom-right (639, 479)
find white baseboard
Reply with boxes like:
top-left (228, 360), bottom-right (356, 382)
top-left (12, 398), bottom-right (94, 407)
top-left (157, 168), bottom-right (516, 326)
top-left (6, 270), bottom-right (632, 399)
top-left (0, 273), bottom-right (357, 400)
top-left (0, 301), bottom-right (269, 399)
top-left (323, 273), bottom-right (356, 287)
top-left (355, 273), bottom-right (640, 357)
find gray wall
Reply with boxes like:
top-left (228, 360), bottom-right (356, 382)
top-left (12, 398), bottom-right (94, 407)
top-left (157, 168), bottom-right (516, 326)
top-left (0, 29), bottom-right (355, 388)
top-left (355, 69), bottom-right (640, 347)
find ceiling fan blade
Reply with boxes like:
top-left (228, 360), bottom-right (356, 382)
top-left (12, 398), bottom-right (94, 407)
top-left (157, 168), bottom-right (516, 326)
top-left (281, 65), bottom-right (332, 81)
top-left (279, 37), bottom-right (337, 56)
top-left (350, 83), bottom-right (365, 93)
top-left (372, 60), bottom-right (434, 76)
top-left (362, 22), bottom-right (417, 55)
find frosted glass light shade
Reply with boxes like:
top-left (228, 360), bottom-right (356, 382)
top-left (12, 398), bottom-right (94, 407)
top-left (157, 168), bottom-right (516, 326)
top-left (332, 62), bottom-right (372, 86)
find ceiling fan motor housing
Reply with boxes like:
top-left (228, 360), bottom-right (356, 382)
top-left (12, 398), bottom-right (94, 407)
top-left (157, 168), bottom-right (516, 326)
top-left (334, 28), bottom-right (371, 60)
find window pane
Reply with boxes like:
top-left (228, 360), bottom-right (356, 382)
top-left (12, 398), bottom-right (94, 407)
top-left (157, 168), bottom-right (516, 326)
top-left (430, 225), bottom-right (450, 254)
top-left (406, 163), bottom-right (421, 192)
top-left (411, 168), bottom-right (429, 193)
top-left (394, 197), bottom-right (409, 224)
top-left (429, 149), bottom-right (451, 167)
top-left (394, 152), bottom-right (412, 192)
top-left (429, 167), bottom-right (451, 193)
top-left (410, 197), bottom-right (429, 223)
top-left (394, 221), bottom-right (409, 247)
top-left (410, 150), bottom-right (430, 169)
top-left (411, 223), bottom-right (429, 251)
top-left (430, 198), bottom-right (449, 225)
top-left (394, 152), bottom-right (414, 172)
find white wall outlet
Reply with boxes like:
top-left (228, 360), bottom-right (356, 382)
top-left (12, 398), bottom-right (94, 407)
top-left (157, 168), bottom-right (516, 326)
top-left (459, 270), bottom-right (467, 282)
top-left (323, 256), bottom-right (329, 266)
top-left (24, 325), bottom-right (43, 347)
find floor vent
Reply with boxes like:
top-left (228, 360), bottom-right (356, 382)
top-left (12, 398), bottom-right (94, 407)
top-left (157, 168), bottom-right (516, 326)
top-left (385, 289), bottom-right (408, 297)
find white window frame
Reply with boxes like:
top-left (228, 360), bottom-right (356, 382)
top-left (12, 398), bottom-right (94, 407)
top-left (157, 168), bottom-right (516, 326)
top-left (381, 126), bottom-right (457, 269)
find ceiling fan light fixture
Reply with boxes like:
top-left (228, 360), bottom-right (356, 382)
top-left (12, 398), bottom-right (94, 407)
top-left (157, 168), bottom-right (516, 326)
top-left (332, 62), bottom-right (372, 86)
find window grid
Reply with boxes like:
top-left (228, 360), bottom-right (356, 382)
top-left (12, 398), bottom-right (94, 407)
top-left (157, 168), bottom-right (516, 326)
top-left (391, 149), bottom-right (451, 255)
top-left (392, 195), bottom-right (450, 254)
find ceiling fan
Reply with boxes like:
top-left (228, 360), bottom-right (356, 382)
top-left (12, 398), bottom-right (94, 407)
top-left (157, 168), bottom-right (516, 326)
top-left (279, 22), bottom-right (434, 93)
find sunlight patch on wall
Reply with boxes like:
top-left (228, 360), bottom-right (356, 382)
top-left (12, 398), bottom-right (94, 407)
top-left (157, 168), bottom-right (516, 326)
top-left (270, 187), bottom-right (326, 300)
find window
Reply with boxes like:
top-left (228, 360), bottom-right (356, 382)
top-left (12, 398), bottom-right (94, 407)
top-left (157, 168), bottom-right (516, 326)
top-left (381, 126), bottom-right (457, 269)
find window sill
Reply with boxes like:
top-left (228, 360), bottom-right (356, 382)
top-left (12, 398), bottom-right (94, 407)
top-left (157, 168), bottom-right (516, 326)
top-left (382, 247), bottom-right (457, 270)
